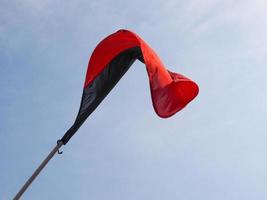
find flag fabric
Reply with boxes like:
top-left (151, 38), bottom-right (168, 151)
top-left (61, 29), bottom-right (199, 144)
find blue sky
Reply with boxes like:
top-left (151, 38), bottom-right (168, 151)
top-left (1, 0), bottom-right (267, 199)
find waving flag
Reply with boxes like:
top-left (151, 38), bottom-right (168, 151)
top-left (61, 29), bottom-right (199, 144)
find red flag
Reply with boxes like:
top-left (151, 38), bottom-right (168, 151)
top-left (61, 30), bottom-right (199, 144)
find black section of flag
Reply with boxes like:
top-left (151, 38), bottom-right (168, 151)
top-left (61, 47), bottom-right (143, 144)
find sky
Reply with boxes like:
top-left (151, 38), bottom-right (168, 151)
top-left (1, 0), bottom-right (267, 199)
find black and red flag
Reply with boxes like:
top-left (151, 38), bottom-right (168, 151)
top-left (61, 29), bottom-right (199, 144)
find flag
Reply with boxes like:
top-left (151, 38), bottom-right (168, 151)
top-left (61, 29), bottom-right (199, 144)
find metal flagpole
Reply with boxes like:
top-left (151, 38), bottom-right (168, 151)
top-left (13, 140), bottom-right (63, 200)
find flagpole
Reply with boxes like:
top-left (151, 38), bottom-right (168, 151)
top-left (13, 140), bottom-right (63, 200)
